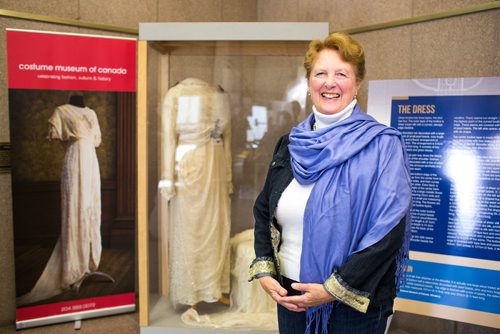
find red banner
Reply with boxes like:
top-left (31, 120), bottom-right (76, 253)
top-left (16, 293), bottom-right (135, 322)
top-left (7, 29), bottom-right (137, 330)
top-left (6, 30), bottom-right (136, 91)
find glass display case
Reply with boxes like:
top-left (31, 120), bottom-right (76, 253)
top-left (137, 22), bottom-right (329, 333)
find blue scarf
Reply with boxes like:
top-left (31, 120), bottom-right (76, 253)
top-left (289, 105), bottom-right (412, 334)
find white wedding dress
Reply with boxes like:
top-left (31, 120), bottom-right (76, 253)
top-left (17, 104), bottom-right (102, 306)
top-left (159, 78), bottom-right (232, 307)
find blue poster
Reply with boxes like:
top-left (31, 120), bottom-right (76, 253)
top-left (398, 260), bottom-right (499, 314)
top-left (369, 78), bottom-right (500, 327)
top-left (391, 95), bottom-right (500, 261)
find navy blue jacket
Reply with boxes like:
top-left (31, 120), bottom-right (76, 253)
top-left (250, 134), bottom-right (405, 311)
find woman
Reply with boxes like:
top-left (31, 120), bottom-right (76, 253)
top-left (249, 32), bottom-right (412, 334)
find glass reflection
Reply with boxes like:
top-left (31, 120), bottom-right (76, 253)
top-left (247, 105), bottom-right (268, 146)
top-left (444, 147), bottom-right (479, 238)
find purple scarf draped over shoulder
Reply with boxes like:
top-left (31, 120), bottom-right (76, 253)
top-left (289, 105), bottom-right (412, 334)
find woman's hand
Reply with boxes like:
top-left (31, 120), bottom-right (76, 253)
top-left (258, 276), bottom-right (307, 312)
top-left (280, 283), bottom-right (335, 309)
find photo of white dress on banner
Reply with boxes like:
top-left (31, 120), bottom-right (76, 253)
top-left (17, 95), bottom-right (113, 306)
top-left (158, 78), bottom-right (232, 308)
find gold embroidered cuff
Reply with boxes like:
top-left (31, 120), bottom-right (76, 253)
top-left (324, 273), bottom-right (370, 313)
top-left (270, 221), bottom-right (281, 250)
top-left (248, 259), bottom-right (276, 281)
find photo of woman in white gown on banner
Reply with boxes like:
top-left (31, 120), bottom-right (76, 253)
top-left (17, 94), bottom-right (113, 306)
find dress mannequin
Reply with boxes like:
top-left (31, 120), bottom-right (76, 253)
top-left (159, 78), bottom-right (232, 308)
top-left (17, 95), bottom-right (113, 306)
top-left (68, 94), bottom-right (85, 108)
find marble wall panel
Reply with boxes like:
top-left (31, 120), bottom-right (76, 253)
top-left (157, 0), bottom-right (223, 22)
top-left (349, 0), bottom-right (411, 30)
top-left (80, 0), bottom-right (157, 29)
top-left (0, 174), bottom-right (15, 327)
top-left (0, 0), bottom-right (79, 19)
top-left (317, 0), bottom-right (413, 32)
top-left (222, 0), bottom-right (257, 22)
top-left (410, 11), bottom-right (497, 78)
top-left (353, 27), bottom-right (413, 111)
top-left (257, 0), bottom-right (413, 32)
top-left (257, 0), bottom-right (301, 22)
top-left (412, 0), bottom-right (491, 16)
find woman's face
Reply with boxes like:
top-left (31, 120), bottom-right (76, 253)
top-left (308, 49), bottom-right (360, 115)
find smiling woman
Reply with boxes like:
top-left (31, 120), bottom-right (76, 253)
top-left (304, 33), bottom-right (364, 117)
top-left (307, 49), bottom-right (360, 116)
top-left (249, 32), bottom-right (412, 334)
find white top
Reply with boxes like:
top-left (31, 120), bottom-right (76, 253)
top-left (275, 179), bottom-right (314, 280)
top-left (276, 100), bottom-right (356, 281)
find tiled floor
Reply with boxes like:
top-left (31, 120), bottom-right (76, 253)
top-left (0, 313), bottom-right (416, 334)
